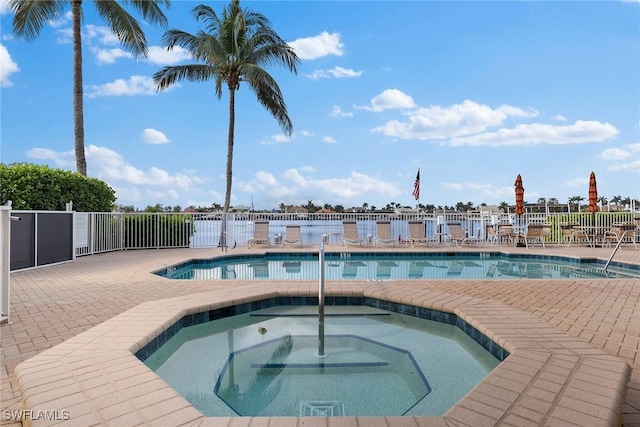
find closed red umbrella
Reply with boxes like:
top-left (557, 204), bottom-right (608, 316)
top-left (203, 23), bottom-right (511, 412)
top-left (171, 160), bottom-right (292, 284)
top-left (588, 171), bottom-right (598, 213)
top-left (514, 174), bottom-right (525, 216)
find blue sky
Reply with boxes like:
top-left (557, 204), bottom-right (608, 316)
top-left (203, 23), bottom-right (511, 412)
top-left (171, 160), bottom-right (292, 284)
top-left (1, 0), bottom-right (639, 211)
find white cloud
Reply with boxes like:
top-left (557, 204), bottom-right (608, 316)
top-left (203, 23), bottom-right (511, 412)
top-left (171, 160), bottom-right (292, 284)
top-left (92, 47), bottom-right (133, 64)
top-left (26, 147), bottom-right (75, 168)
top-left (260, 133), bottom-right (293, 145)
top-left (601, 143), bottom-right (640, 173)
top-left (86, 75), bottom-right (166, 97)
top-left (372, 99), bottom-right (513, 139)
top-left (566, 177), bottom-right (588, 187)
top-left (146, 45), bottom-right (192, 65)
top-left (442, 182), bottom-right (513, 201)
top-left (55, 28), bottom-right (73, 44)
top-left (244, 169), bottom-right (402, 206)
top-left (330, 105), bottom-right (353, 118)
top-left (0, 0), bottom-right (10, 15)
top-left (288, 31), bottom-right (344, 60)
top-left (0, 44), bottom-right (19, 87)
top-left (85, 145), bottom-right (198, 190)
top-left (448, 120), bottom-right (618, 147)
top-left (48, 11), bottom-right (72, 29)
top-left (306, 66), bottom-right (362, 80)
top-left (358, 89), bottom-right (416, 112)
top-left (26, 145), bottom-right (204, 202)
top-left (551, 115), bottom-right (567, 122)
top-left (141, 128), bottom-right (169, 144)
top-left (323, 136), bottom-right (337, 144)
top-left (84, 24), bottom-right (119, 45)
top-left (496, 105), bottom-right (539, 118)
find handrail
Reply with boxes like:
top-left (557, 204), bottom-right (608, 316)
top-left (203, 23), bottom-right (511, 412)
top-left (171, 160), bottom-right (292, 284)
top-left (603, 228), bottom-right (636, 272)
top-left (604, 238), bottom-right (624, 272)
top-left (220, 230), bottom-right (236, 252)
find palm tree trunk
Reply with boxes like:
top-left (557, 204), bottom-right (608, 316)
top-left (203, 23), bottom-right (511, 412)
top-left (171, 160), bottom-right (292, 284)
top-left (220, 86), bottom-right (236, 248)
top-left (72, 0), bottom-right (87, 176)
top-left (224, 88), bottom-right (236, 213)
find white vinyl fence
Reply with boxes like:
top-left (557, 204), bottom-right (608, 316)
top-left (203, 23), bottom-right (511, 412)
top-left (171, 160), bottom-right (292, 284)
top-left (74, 211), bottom-right (640, 257)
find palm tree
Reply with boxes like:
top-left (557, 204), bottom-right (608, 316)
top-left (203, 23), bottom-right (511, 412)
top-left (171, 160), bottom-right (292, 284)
top-left (153, 1), bottom-right (299, 215)
top-left (9, 0), bottom-right (170, 176)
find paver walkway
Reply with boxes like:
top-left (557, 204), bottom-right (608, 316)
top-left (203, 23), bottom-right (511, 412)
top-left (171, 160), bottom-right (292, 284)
top-left (1, 244), bottom-right (639, 426)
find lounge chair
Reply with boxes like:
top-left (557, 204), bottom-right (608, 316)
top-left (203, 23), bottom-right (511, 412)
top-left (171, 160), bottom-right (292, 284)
top-left (561, 224), bottom-right (592, 247)
top-left (342, 220), bottom-right (363, 247)
top-left (342, 261), bottom-right (366, 278)
top-left (283, 261), bottom-right (301, 273)
top-left (374, 221), bottom-right (397, 247)
top-left (408, 221), bottom-right (437, 247)
top-left (248, 220), bottom-right (270, 248)
top-left (447, 262), bottom-right (464, 275)
top-left (376, 261), bottom-right (398, 278)
top-left (249, 262), bottom-right (269, 278)
top-left (445, 223), bottom-right (479, 247)
top-left (281, 224), bottom-right (302, 247)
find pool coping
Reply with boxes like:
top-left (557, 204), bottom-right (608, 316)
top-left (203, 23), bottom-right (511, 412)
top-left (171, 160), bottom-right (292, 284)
top-left (15, 281), bottom-right (631, 426)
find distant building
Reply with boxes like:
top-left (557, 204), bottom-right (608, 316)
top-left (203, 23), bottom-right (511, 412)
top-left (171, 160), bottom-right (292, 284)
top-left (286, 206), bottom-right (308, 214)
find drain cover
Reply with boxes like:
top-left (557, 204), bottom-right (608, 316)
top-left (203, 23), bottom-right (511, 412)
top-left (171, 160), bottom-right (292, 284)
top-left (300, 401), bottom-right (344, 416)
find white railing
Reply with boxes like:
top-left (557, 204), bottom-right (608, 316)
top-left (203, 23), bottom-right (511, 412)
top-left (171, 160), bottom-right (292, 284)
top-left (74, 211), bottom-right (640, 257)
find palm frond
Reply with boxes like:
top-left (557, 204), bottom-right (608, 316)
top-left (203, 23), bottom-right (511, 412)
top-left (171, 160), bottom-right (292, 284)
top-left (153, 64), bottom-right (218, 91)
top-left (192, 4), bottom-right (220, 34)
top-left (94, 0), bottom-right (147, 57)
top-left (243, 64), bottom-right (293, 135)
top-left (9, 0), bottom-right (65, 41)
top-left (123, 0), bottom-right (170, 28)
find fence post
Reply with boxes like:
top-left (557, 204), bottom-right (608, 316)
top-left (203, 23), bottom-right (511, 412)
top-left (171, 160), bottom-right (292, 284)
top-left (0, 206), bottom-right (10, 322)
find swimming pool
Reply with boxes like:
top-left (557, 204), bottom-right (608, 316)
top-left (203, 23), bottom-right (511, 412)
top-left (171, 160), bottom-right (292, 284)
top-left (155, 252), bottom-right (639, 280)
top-left (139, 300), bottom-right (504, 417)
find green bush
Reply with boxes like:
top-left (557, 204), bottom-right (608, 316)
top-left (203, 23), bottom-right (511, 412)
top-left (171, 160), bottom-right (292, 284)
top-left (0, 163), bottom-right (115, 212)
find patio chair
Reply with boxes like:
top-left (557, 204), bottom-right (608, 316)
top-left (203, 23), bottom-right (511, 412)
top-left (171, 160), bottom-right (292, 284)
top-left (374, 221), bottom-right (397, 247)
top-left (485, 225), bottom-right (499, 245)
top-left (559, 222), bottom-right (589, 247)
top-left (523, 225), bottom-right (545, 248)
top-left (281, 224), bottom-right (302, 247)
top-left (342, 220), bottom-right (363, 247)
top-left (248, 220), bottom-right (270, 248)
top-left (445, 223), bottom-right (479, 247)
top-left (603, 223), bottom-right (638, 249)
top-left (408, 221), bottom-right (437, 247)
top-left (497, 224), bottom-right (515, 245)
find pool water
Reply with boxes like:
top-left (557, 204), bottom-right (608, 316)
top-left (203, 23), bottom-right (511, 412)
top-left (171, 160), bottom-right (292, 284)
top-left (142, 306), bottom-right (501, 417)
top-left (156, 252), bottom-right (639, 280)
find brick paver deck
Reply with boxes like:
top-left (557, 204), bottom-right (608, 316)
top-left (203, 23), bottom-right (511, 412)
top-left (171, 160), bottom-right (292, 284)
top-left (1, 244), bottom-right (639, 426)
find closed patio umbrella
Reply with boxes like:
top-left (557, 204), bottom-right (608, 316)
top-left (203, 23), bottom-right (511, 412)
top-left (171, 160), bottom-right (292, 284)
top-left (514, 174), bottom-right (525, 216)
top-left (588, 171), bottom-right (598, 213)
top-left (514, 174), bottom-right (525, 246)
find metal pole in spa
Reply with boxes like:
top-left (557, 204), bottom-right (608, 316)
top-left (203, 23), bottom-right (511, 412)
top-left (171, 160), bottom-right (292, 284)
top-left (316, 234), bottom-right (327, 358)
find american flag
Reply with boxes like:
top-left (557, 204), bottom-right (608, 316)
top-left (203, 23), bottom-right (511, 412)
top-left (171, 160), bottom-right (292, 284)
top-left (412, 169), bottom-right (420, 200)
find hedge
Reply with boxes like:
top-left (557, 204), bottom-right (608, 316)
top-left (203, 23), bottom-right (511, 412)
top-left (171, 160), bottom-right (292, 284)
top-left (0, 163), bottom-right (116, 212)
